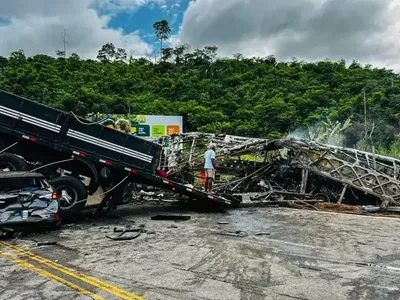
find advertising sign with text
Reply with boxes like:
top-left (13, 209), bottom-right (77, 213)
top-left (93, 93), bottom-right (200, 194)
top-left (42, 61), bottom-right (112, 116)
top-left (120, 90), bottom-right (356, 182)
top-left (87, 114), bottom-right (183, 138)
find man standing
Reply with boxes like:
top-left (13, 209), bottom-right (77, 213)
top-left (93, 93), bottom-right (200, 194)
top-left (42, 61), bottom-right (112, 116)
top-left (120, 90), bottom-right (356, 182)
top-left (204, 144), bottom-right (216, 193)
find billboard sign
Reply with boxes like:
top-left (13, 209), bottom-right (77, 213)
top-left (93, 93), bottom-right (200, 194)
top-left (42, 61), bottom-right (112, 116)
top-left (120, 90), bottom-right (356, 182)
top-left (87, 113), bottom-right (183, 138)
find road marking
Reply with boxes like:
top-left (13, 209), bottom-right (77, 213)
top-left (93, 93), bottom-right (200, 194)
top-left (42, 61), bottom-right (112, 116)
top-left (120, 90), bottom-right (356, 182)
top-left (0, 251), bottom-right (105, 300)
top-left (0, 241), bottom-right (145, 300)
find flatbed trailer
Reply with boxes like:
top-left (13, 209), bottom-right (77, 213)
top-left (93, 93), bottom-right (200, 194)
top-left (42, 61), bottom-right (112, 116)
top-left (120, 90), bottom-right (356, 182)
top-left (0, 89), bottom-right (233, 215)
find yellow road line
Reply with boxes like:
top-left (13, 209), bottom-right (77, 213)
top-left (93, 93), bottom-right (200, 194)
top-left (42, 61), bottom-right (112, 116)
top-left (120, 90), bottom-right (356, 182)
top-left (0, 241), bottom-right (145, 300)
top-left (0, 251), bottom-right (105, 300)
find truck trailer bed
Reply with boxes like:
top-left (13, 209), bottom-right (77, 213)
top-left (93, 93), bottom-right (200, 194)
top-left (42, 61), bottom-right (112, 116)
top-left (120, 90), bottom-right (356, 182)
top-left (0, 89), bottom-right (233, 208)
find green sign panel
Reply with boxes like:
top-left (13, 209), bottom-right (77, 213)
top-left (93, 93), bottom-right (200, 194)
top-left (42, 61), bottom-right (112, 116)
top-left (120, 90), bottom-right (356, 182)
top-left (136, 124), bottom-right (150, 136)
top-left (152, 125), bottom-right (165, 137)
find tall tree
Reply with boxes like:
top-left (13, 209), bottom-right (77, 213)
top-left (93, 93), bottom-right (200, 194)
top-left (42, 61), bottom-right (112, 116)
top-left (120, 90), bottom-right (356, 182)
top-left (233, 53), bottom-right (244, 61)
top-left (161, 47), bottom-right (173, 61)
top-left (153, 20), bottom-right (171, 60)
top-left (173, 44), bottom-right (189, 65)
top-left (97, 43), bottom-right (116, 62)
top-left (115, 48), bottom-right (127, 62)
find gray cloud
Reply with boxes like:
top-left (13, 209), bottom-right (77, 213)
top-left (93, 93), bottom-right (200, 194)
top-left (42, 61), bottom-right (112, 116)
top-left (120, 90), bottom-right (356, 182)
top-left (176, 0), bottom-right (400, 70)
top-left (0, 0), bottom-right (152, 58)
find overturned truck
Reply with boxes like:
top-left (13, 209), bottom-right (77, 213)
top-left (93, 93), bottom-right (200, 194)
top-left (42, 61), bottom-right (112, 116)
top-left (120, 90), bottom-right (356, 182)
top-left (155, 133), bottom-right (400, 209)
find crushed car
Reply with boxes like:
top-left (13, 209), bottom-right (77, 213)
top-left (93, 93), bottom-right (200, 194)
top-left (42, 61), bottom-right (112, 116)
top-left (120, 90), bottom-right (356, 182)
top-left (0, 172), bottom-right (61, 236)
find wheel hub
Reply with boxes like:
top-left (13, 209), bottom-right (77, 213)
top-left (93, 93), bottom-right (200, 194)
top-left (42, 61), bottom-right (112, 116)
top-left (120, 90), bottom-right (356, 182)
top-left (56, 186), bottom-right (78, 208)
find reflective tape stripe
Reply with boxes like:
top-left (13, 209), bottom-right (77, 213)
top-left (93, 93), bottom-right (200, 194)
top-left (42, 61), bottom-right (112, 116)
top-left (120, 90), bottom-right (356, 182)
top-left (67, 129), bottom-right (153, 163)
top-left (0, 105), bottom-right (61, 133)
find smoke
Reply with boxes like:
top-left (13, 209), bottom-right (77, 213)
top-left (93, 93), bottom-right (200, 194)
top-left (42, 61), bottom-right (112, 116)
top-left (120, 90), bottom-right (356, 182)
top-left (286, 127), bottom-right (309, 140)
top-left (287, 115), bottom-right (398, 157)
top-left (287, 117), bottom-right (353, 147)
top-left (325, 130), bottom-right (346, 147)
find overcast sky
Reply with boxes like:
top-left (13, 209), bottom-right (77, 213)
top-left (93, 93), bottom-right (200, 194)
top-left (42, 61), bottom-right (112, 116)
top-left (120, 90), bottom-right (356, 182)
top-left (0, 0), bottom-right (399, 71)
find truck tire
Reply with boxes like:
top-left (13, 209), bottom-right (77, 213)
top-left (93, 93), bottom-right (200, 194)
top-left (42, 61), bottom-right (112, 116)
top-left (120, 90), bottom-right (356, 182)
top-left (0, 153), bottom-right (28, 171)
top-left (50, 176), bottom-right (88, 215)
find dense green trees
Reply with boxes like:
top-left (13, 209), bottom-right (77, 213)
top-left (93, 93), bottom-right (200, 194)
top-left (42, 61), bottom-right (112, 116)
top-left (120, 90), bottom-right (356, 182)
top-left (0, 41), bottom-right (399, 155)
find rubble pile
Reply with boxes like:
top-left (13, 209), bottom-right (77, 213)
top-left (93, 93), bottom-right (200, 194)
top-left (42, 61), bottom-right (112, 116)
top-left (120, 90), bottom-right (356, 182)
top-left (155, 133), bottom-right (400, 209)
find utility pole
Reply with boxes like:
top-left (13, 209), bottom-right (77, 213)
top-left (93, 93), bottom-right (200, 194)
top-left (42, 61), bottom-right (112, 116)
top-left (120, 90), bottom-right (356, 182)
top-left (363, 86), bottom-right (367, 137)
top-left (63, 28), bottom-right (67, 59)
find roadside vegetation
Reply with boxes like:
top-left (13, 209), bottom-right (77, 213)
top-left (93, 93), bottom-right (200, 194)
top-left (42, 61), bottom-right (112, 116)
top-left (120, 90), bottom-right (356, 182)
top-left (0, 20), bottom-right (399, 157)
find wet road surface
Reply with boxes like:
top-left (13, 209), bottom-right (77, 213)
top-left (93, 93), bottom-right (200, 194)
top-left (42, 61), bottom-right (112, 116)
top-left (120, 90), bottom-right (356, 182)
top-left (1, 205), bottom-right (400, 300)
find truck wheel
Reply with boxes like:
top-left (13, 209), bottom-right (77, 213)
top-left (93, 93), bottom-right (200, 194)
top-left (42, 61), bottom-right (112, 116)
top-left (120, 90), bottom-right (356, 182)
top-left (0, 153), bottom-right (28, 171)
top-left (50, 176), bottom-right (88, 215)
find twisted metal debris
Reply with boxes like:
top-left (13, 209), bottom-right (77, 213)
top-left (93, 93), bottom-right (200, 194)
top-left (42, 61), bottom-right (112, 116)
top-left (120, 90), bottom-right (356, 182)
top-left (154, 133), bottom-right (400, 208)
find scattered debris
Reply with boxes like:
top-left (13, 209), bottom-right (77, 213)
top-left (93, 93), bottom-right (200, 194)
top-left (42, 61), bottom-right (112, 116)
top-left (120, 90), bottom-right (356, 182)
top-left (362, 205), bottom-right (381, 213)
top-left (314, 203), bottom-right (362, 214)
top-left (113, 227), bottom-right (139, 233)
top-left (151, 215), bottom-right (191, 221)
top-left (214, 230), bottom-right (248, 237)
top-left (150, 132), bottom-right (400, 210)
top-left (36, 241), bottom-right (58, 246)
top-left (299, 264), bottom-right (322, 272)
top-left (106, 227), bottom-right (146, 241)
top-left (255, 232), bottom-right (271, 236)
top-left (386, 206), bottom-right (400, 213)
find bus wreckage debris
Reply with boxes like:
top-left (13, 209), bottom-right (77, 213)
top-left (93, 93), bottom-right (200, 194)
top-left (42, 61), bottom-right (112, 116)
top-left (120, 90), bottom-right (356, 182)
top-left (154, 133), bottom-right (400, 209)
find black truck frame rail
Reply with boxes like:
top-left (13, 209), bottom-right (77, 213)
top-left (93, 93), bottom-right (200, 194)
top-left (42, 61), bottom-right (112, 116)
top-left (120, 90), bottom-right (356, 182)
top-left (0, 89), bottom-right (160, 173)
top-left (0, 89), bottom-right (232, 215)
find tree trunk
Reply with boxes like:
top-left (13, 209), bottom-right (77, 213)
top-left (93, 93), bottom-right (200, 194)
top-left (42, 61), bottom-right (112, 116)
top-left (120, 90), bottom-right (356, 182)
top-left (160, 39), bottom-right (163, 61)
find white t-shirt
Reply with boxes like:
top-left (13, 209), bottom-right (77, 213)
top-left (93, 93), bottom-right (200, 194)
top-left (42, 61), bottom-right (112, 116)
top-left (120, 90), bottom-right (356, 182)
top-left (204, 149), bottom-right (216, 169)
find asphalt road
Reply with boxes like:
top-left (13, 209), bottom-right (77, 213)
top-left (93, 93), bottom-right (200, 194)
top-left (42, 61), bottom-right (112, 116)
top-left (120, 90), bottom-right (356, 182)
top-left (1, 205), bottom-right (400, 300)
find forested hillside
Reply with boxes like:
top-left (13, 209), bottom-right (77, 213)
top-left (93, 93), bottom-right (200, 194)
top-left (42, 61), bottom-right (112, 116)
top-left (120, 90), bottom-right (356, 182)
top-left (0, 43), bottom-right (400, 154)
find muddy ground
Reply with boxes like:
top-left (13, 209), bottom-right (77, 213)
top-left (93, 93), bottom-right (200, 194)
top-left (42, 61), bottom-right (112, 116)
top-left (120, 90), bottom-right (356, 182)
top-left (1, 204), bottom-right (400, 300)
